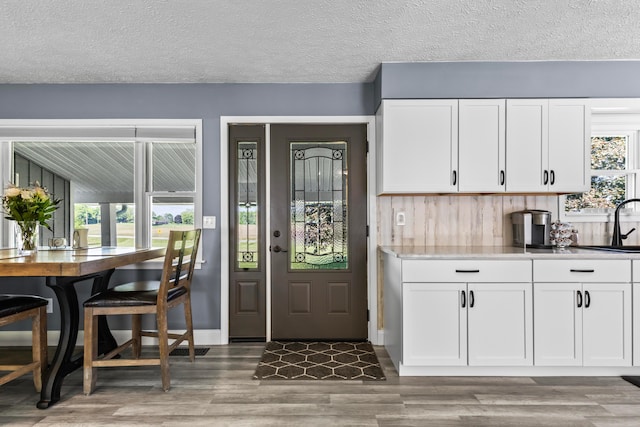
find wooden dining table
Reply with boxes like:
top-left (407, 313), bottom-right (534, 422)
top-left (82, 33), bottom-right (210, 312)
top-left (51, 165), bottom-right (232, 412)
top-left (0, 246), bottom-right (165, 409)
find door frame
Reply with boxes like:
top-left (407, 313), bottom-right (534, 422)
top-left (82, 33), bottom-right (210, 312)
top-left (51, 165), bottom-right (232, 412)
top-left (220, 116), bottom-right (378, 344)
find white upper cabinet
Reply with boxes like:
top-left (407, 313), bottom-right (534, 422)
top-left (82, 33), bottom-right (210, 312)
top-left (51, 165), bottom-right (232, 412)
top-left (377, 98), bottom-right (590, 194)
top-left (458, 99), bottom-right (506, 192)
top-left (376, 100), bottom-right (458, 194)
top-left (506, 99), bottom-right (590, 193)
top-left (548, 99), bottom-right (591, 193)
top-left (505, 99), bottom-right (548, 192)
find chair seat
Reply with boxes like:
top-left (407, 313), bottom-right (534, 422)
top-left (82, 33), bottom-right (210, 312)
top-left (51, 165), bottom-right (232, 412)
top-left (84, 281), bottom-right (187, 308)
top-left (0, 295), bottom-right (48, 318)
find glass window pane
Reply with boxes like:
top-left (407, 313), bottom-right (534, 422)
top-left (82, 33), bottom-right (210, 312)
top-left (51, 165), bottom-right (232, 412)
top-left (290, 141), bottom-right (348, 270)
top-left (151, 197), bottom-right (195, 248)
top-left (73, 202), bottom-right (136, 247)
top-left (236, 142), bottom-right (258, 270)
top-left (14, 141), bottom-right (135, 246)
top-left (152, 142), bottom-right (196, 191)
top-left (565, 175), bottom-right (628, 212)
top-left (591, 136), bottom-right (627, 170)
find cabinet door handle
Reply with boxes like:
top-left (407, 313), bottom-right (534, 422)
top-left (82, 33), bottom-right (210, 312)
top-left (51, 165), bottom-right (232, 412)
top-left (570, 269), bottom-right (595, 273)
top-left (500, 170), bottom-right (505, 186)
top-left (461, 290), bottom-right (466, 308)
top-left (550, 170), bottom-right (555, 185)
top-left (585, 290), bottom-right (591, 308)
top-left (452, 170), bottom-right (457, 186)
top-left (469, 290), bottom-right (475, 308)
top-left (543, 170), bottom-right (549, 185)
top-left (577, 290), bottom-right (583, 308)
top-left (455, 269), bottom-right (480, 273)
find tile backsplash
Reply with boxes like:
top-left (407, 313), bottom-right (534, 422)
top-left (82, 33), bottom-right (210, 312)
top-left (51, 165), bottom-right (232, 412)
top-left (376, 195), bottom-right (640, 247)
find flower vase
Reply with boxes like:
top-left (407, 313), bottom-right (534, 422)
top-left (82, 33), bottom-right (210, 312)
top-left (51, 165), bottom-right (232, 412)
top-left (16, 221), bottom-right (39, 255)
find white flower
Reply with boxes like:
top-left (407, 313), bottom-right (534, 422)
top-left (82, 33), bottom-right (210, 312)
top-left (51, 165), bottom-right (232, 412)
top-left (4, 187), bottom-right (20, 198)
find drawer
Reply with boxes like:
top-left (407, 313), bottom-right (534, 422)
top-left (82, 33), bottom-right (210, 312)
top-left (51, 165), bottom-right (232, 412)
top-left (402, 259), bottom-right (531, 283)
top-left (533, 259), bottom-right (631, 283)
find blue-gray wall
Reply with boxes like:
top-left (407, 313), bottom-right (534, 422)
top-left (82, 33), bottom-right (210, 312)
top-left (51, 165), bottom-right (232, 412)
top-left (0, 83), bottom-right (374, 332)
top-left (375, 61), bottom-right (640, 107)
top-left (5, 60), bottom-right (640, 333)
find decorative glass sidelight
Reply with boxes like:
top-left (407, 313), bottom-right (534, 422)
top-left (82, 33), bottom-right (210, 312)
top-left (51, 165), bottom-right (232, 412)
top-left (237, 142), bottom-right (259, 269)
top-left (290, 141), bottom-right (348, 270)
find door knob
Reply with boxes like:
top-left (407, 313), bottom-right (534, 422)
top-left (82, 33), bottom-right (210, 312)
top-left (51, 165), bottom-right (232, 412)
top-left (272, 245), bottom-right (287, 253)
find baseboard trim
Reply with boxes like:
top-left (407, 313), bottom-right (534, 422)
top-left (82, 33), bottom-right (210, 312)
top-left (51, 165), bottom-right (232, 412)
top-left (0, 329), bottom-right (223, 347)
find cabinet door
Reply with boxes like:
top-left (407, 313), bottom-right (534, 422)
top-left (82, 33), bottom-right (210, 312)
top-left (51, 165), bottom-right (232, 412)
top-left (458, 99), bottom-right (506, 192)
top-left (402, 282), bottom-right (467, 366)
top-left (533, 283), bottom-right (582, 366)
top-left (467, 283), bottom-right (533, 366)
top-left (378, 100), bottom-right (458, 194)
top-left (582, 283), bottom-right (632, 367)
top-left (548, 99), bottom-right (591, 193)
top-left (635, 282), bottom-right (640, 366)
top-left (506, 99), bottom-right (549, 192)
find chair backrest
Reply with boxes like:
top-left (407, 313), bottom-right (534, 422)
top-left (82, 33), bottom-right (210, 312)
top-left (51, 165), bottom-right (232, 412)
top-left (157, 229), bottom-right (202, 304)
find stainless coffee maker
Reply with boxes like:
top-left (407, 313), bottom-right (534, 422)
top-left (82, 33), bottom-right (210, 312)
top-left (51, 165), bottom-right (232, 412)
top-left (510, 209), bottom-right (552, 248)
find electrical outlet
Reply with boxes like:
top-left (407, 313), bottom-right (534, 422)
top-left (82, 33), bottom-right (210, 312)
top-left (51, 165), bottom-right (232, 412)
top-left (202, 216), bottom-right (216, 229)
top-left (46, 298), bottom-right (53, 314)
top-left (396, 211), bottom-right (406, 226)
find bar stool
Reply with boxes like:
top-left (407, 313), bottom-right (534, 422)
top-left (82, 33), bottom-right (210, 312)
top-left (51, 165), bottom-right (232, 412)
top-left (0, 295), bottom-right (48, 391)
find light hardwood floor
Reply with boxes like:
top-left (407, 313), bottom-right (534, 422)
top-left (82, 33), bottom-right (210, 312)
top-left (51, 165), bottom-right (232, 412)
top-left (2, 344), bottom-right (640, 426)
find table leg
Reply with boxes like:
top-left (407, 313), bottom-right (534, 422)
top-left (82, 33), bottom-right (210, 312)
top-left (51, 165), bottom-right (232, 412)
top-left (38, 269), bottom-right (117, 409)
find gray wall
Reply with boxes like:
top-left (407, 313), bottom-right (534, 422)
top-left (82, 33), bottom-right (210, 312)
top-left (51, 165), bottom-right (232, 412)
top-left (375, 61), bottom-right (640, 107)
top-left (0, 83), bottom-right (374, 331)
top-left (5, 60), bottom-right (640, 333)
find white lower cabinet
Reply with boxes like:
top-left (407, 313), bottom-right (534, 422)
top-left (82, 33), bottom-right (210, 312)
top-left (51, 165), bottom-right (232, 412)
top-left (403, 282), bottom-right (466, 366)
top-left (533, 260), bottom-right (632, 367)
top-left (632, 261), bottom-right (640, 366)
top-left (384, 254), bottom-right (639, 375)
top-left (401, 260), bottom-right (533, 367)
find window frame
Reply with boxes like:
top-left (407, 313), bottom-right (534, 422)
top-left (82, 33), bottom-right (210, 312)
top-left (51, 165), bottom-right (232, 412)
top-left (0, 119), bottom-right (203, 268)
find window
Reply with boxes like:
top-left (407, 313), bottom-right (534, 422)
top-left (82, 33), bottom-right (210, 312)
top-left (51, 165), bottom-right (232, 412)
top-left (562, 112), bottom-right (640, 222)
top-left (0, 120), bottom-right (202, 254)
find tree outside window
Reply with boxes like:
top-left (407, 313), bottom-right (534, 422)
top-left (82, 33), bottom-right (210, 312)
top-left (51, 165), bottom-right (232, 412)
top-left (565, 136), bottom-right (629, 213)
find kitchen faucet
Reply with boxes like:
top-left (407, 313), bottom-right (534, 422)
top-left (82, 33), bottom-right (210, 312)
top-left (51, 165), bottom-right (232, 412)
top-left (611, 198), bottom-right (640, 246)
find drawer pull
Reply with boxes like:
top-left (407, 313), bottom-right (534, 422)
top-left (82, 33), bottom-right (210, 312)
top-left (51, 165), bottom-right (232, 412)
top-left (577, 290), bottom-right (583, 308)
top-left (469, 290), bottom-right (475, 308)
top-left (455, 269), bottom-right (480, 273)
top-left (461, 290), bottom-right (466, 308)
top-left (585, 290), bottom-right (591, 308)
top-left (570, 269), bottom-right (595, 273)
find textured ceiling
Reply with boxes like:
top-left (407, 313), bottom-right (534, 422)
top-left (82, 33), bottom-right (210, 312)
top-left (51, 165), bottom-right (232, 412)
top-left (1, 0), bottom-right (640, 84)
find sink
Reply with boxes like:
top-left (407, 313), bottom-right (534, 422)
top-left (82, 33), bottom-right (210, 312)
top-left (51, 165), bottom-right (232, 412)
top-left (578, 245), bottom-right (640, 253)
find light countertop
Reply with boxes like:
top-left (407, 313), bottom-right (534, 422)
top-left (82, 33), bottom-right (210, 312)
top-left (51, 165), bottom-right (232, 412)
top-left (379, 245), bottom-right (640, 259)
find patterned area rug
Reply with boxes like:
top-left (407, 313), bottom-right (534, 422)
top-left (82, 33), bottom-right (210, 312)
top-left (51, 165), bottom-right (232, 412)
top-left (253, 341), bottom-right (385, 380)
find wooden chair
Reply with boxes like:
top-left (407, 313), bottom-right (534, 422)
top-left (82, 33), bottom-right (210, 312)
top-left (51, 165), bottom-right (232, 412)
top-left (83, 229), bottom-right (201, 395)
top-left (0, 295), bottom-right (48, 392)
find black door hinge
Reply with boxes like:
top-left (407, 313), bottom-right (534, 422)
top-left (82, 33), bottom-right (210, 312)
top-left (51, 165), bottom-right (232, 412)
top-left (367, 309), bottom-right (370, 322)
top-left (366, 140), bottom-right (369, 153)
top-left (366, 225), bottom-right (370, 237)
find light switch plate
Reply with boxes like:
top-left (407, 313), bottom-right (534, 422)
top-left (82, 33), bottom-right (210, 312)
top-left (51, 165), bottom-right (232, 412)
top-left (203, 216), bottom-right (216, 229)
